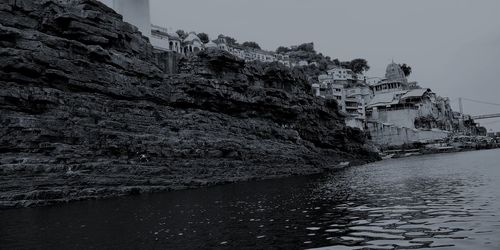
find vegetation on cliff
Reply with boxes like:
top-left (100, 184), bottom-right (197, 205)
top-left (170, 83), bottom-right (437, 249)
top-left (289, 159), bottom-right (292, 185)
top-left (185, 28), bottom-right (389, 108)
top-left (275, 43), bottom-right (370, 82)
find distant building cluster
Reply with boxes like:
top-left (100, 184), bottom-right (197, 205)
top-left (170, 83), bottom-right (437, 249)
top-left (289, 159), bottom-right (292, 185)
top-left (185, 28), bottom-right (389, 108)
top-left (313, 67), bottom-right (371, 127)
top-left (98, 0), bottom-right (317, 67)
top-left (151, 30), bottom-right (325, 68)
top-left (313, 62), bottom-right (478, 139)
top-left (98, 0), bottom-right (483, 145)
top-left (150, 30), bottom-right (296, 67)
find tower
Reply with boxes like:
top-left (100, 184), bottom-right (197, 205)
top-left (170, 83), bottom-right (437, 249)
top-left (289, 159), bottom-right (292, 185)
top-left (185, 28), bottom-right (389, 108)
top-left (385, 61), bottom-right (407, 84)
top-left (99, 0), bottom-right (151, 38)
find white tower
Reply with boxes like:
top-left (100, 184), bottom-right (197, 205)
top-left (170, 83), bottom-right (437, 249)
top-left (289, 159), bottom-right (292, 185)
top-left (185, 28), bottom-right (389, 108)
top-left (99, 0), bottom-right (151, 38)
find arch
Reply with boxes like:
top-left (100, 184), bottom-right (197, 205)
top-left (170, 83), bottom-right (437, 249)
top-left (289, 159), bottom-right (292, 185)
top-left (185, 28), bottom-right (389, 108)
top-left (194, 47), bottom-right (200, 52)
top-left (169, 41), bottom-right (173, 51)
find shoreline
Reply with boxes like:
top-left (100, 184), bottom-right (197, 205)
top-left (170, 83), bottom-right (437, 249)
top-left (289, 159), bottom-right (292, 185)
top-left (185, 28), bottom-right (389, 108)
top-left (0, 158), bottom-right (373, 210)
top-left (0, 0), bottom-right (378, 210)
top-left (3, 148), bottom-right (498, 210)
top-left (380, 145), bottom-right (499, 160)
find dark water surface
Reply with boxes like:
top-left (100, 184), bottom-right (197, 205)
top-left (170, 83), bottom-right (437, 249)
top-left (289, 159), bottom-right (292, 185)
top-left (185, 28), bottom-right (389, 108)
top-left (1, 149), bottom-right (500, 250)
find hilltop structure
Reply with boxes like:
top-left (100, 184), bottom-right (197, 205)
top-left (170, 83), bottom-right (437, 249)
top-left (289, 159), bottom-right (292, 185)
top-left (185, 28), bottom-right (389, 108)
top-left (97, 0), bottom-right (479, 147)
top-left (314, 61), bottom-right (482, 146)
top-left (365, 62), bottom-right (454, 131)
top-left (313, 67), bottom-right (371, 128)
top-left (98, 0), bottom-right (317, 67)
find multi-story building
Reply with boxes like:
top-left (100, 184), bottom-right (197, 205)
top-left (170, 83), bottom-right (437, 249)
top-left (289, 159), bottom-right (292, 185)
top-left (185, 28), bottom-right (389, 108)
top-left (314, 66), bottom-right (371, 129)
top-left (314, 62), bottom-right (459, 134)
top-left (326, 67), bottom-right (356, 82)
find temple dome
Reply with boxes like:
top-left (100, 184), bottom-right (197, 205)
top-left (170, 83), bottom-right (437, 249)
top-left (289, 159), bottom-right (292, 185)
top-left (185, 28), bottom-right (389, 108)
top-left (184, 32), bottom-right (201, 43)
top-left (167, 31), bottom-right (180, 40)
top-left (204, 41), bottom-right (217, 48)
top-left (385, 62), bottom-right (407, 83)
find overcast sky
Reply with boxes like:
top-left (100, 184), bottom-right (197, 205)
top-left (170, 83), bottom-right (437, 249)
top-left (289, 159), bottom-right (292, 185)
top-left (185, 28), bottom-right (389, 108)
top-left (151, 0), bottom-right (500, 131)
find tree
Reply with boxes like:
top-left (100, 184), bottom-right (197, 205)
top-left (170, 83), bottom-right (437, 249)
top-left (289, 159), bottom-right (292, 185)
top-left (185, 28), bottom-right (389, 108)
top-left (340, 61), bottom-right (351, 69)
top-left (349, 58), bottom-right (370, 74)
top-left (176, 29), bottom-right (188, 40)
top-left (197, 33), bottom-right (210, 44)
top-left (242, 41), bottom-right (261, 50)
top-left (276, 46), bottom-right (290, 54)
top-left (222, 35), bottom-right (237, 45)
top-left (297, 42), bottom-right (315, 53)
top-left (318, 58), bottom-right (330, 71)
top-left (399, 63), bottom-right (412, 77)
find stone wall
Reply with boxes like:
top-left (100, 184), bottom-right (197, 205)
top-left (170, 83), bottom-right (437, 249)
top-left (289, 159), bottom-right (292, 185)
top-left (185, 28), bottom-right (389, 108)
top-left (153, 50), bottom-right (178, 74)
top-left (376, 109), bottom-right (419, 129)
top-left (368, 122), bottom-right (449, 147)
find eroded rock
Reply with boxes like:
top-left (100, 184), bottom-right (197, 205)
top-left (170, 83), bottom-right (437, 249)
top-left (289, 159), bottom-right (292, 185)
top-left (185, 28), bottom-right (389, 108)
top-left (0, 0), bottom-right (378, 209)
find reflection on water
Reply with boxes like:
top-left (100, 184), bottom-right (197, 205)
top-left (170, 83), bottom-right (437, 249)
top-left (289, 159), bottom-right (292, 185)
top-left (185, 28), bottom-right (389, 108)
top-left (309, 161), bottom-right (499, 250)
top-left (1, 149), bottom-right (500, 249)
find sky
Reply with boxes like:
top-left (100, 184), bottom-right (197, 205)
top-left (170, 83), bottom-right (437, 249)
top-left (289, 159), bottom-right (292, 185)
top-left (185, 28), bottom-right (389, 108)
top-left (151, 0), bottom-right (500, 132)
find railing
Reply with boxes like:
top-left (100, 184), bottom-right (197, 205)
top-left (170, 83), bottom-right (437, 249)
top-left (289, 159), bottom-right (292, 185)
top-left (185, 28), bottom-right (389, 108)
top-left (472, 113), bottom-right (500, 120)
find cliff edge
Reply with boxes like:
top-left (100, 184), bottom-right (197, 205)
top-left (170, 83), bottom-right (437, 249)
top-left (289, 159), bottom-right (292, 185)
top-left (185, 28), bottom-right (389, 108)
top-left (0, 0), bottom-right (378, 208)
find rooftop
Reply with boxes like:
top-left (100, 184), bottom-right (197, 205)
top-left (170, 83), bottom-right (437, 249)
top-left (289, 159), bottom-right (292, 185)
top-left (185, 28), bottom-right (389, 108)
top-left (367, 90), bottom-right (406, 108)
top-left (400, 88), bottom-right (431, 100)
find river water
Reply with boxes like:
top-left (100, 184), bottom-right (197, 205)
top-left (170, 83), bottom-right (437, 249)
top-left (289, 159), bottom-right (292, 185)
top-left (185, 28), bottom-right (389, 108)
top-left (1, 149), bottom-right (499, 250)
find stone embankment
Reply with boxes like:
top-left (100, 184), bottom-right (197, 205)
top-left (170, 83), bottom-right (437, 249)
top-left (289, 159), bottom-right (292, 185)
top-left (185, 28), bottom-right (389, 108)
top-left (0, 0), bottom-right (379, 208)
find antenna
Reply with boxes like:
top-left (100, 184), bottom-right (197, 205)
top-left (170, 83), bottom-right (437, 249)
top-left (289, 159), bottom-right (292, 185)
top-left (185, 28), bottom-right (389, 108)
top-left (459, 97), bottom-right (463, 115)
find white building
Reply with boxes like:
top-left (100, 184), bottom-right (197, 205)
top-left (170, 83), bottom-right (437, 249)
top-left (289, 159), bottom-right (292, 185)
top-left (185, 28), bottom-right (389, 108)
top-left (366, 87), bottom-right (454, 131)
top-left (167, 32), bottom-right (183, 54)
top-left (183, 32), bottom-right (203, 55)
top-left (366, 77), bottom-right (383, 85)
top-left (298, 60), bottom-right (308, 67)
top-left (371, 80), bottom-right (407, 94)
top-left (316, 66), bottom-right (368, 101)
top-left (345, 86), bottom-right (371, 116)
top-left (150, 25), bottom-right (183, 53)
top-left (213, 35), bottom-right (292, 66)
top-left (326, 67), bottom-right (356, 82)
top-left (150, 25), bottom-right (170, 51)
top-left (315, 66), bottom-right (372, 130)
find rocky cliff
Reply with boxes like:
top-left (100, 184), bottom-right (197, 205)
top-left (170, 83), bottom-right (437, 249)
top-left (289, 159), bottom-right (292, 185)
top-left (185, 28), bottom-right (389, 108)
top-left (0, 0), bottom-right (378, 208)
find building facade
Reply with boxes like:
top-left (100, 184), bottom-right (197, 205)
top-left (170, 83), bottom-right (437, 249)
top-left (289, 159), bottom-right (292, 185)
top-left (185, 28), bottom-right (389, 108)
top-left (213, 35), bottom-right (292, 66)
top-left (313, 61), bottom-right (463, 136)
top-left (314, 66), bottom-right (371, 129)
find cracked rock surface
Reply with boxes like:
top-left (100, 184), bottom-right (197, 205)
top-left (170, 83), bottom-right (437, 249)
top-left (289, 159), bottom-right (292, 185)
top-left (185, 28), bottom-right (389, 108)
top-left (0, 0), bottom-right (379, 208)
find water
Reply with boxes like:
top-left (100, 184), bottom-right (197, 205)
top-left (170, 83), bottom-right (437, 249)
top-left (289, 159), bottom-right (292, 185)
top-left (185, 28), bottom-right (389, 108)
top-left (1, 149), bottom-right (500, 250)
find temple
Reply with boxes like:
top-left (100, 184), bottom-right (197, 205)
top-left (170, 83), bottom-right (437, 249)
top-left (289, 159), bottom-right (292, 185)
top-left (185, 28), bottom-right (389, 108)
top-left (95, 0), bottom-right (480, 147)
top-left (313, 61), bottom-right (469, 146)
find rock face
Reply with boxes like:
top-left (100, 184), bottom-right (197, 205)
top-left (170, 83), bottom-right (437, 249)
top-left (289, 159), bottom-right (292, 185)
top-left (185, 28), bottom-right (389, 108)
top-left (0, 0), bottom-right (378, 208)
